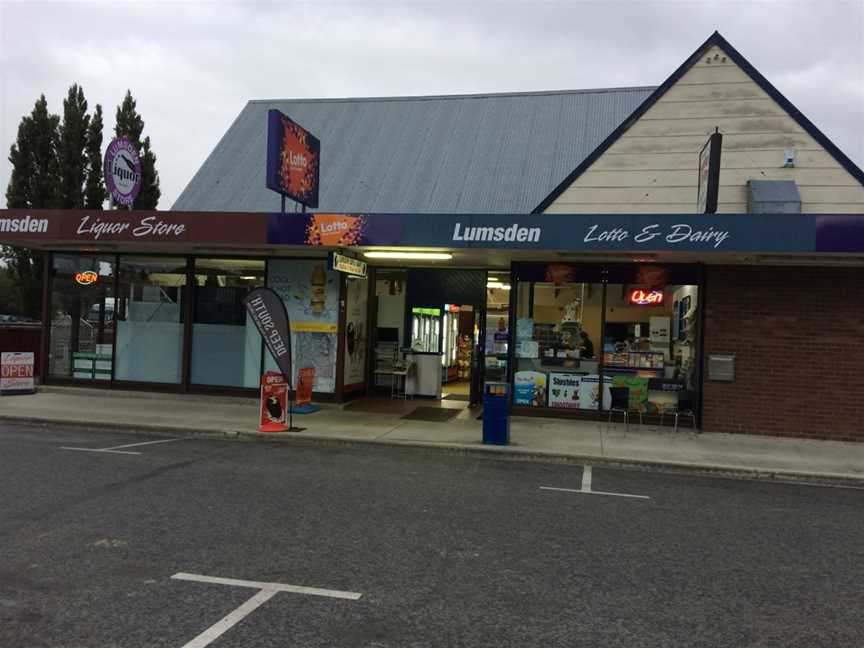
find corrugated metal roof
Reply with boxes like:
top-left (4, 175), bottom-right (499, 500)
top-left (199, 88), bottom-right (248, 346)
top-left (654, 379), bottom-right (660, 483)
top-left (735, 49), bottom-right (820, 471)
top-left (173, 87), bottom-right (655, 214)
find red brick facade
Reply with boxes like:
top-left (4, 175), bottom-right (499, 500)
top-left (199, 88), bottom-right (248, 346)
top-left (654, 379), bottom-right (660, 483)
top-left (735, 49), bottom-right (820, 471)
top-left (702, 266), bottom-right (864, 442)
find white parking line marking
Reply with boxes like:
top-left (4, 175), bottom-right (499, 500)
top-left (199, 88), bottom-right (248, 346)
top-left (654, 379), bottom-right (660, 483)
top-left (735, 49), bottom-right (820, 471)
top-left (171, 572), bottom-right (362, 647)
top-left (60, 447), bottom-right (142, 455)
top-left (179, 589), bottom-right (277, 648)
top-left (171, 572), bottom-right (362, 600)
top-left (60, 437), bottom-right (183, 456)
top-left (581, 465), bottom-right (593, 492)
top-left (101, 438), bottom-right (184, 451)
top-left (540, 464), bottom-right (650, 500)
top-left (540, 486), bottom-right (650, 500)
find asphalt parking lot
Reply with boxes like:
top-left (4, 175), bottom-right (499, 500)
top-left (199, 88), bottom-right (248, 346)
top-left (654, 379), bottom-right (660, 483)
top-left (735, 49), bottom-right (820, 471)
top-left (1, 422), bottom-right (862, 647)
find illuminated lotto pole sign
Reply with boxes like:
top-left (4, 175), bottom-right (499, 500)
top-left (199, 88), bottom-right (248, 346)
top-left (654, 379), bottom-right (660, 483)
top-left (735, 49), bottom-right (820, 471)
top-left (266, 109), bottom-right (321, 209)
top-left (629, 289), bottom-right (664, 306)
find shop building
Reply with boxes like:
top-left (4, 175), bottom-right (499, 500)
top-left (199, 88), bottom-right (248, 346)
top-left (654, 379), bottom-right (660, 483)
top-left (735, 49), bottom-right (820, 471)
top-left (2, 32), bottom-right (863, 441)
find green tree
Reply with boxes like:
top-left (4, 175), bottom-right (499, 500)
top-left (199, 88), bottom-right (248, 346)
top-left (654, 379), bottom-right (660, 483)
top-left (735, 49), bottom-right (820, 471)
top-left (0, 265), bottom-right (22, 316)
top-left (85, 104), bottom-right (107, 209)
top-left (3, 95), bottom-right (59, 318)
top-left (114, 90), bottom-right (160, 209)
top-left (136, 135), bottom-right (160, 209)
top-left (57, 84), bottom-right (90, 208)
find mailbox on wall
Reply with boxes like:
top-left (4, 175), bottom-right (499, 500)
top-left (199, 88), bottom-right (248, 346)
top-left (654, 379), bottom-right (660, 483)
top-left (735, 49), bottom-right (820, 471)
top-left (708, 355), bottom-right (735, 381)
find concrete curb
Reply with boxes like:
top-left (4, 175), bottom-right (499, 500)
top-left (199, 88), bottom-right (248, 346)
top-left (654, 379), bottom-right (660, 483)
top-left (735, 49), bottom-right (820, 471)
top-left (3, 414), bottom-right (862, 489)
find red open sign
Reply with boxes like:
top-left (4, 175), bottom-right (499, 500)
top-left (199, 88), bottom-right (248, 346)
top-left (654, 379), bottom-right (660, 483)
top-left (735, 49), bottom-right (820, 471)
top-left (629, 289), bottom-right (664, 306)
top-left (75, 271), bottom-right (98, 285)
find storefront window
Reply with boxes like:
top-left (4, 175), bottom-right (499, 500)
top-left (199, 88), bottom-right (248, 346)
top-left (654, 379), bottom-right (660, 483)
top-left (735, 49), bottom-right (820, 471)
top-left (114, 256), bottom-right (187, 384)
top-left (513, 266), bottom-right (604, 410)
top-left (512, 263), bottom-right (701, 418)
top-left (603, 265), bottom-right (699, 415)
top-left (604, 275), bottom-right (700, 418)
top-left (190, 258), bottom-right (264, 388)
top-left (265, 258), bottom-right (339, 393)
top-left (49, 254), bottom-right (116, 381)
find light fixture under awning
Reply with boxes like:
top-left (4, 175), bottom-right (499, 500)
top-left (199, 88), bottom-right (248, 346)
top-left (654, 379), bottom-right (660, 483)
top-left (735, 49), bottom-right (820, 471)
top-left (364, 251), bottom-right (453, 260)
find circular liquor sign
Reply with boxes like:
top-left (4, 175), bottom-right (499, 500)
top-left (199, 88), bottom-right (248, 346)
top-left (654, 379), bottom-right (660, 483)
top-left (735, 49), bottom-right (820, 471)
top-left (103, 137), bottom-right (142, 206)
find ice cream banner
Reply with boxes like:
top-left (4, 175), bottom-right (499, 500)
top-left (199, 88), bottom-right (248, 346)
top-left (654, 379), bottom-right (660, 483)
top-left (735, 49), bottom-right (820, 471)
top-left (265, 259), bottom-right (339, 393)
top-left (514, 371), bottom-right (547, 407)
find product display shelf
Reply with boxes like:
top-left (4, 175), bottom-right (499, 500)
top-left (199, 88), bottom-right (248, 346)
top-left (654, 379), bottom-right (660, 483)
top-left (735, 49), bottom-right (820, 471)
top-left (373, 340), bottom-right (399, 387)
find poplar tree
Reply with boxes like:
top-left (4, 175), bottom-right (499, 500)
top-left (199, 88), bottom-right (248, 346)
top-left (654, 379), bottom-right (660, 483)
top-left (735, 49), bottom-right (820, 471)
top-left (58, 84), bottom-right (90, 208)
top-left (3, 95), bottom-right (60, 318)
top-left (114, 90), bottom-right (160, 209)
top-left (84, 104), bottom-right (107, 209)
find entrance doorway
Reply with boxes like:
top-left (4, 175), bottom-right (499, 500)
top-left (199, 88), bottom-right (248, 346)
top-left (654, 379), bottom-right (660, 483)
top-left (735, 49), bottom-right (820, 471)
top-left (370, 268), bottom-right (487, 405)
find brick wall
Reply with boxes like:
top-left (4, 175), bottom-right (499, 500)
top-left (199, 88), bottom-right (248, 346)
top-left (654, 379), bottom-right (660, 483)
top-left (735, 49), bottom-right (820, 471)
top-left (702, 266), bottom-right (864, 442)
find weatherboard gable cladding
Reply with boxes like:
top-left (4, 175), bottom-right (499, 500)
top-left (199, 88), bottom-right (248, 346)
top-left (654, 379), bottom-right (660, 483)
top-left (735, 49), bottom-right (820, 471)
top-left (539, 34), bottom-right (864, 215)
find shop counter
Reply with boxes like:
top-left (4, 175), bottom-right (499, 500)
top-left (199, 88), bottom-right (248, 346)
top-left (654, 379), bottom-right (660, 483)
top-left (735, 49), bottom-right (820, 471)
top-left (405, 351), bottom-right (443, 398)
top-left (519, 358), bottom-right (599, 375)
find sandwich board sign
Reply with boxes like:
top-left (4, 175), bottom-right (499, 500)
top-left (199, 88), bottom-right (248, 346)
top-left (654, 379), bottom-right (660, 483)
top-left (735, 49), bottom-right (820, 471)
top-left (1, 352), bottom-right (35, 395)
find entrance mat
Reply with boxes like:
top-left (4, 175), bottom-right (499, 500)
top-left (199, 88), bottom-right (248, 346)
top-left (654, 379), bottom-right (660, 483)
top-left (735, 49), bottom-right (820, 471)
top-left (442, 394), bottom-right (470, 402)
top-left (292, 404), bottom-right (321, 414)
top-left (400, 407), bottom-right (461, 423)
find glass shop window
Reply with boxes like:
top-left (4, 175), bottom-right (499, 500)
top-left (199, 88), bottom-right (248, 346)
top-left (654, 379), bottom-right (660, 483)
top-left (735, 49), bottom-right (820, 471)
top-left (513, 277), bottom-right (604, 410)
top-left (190, 258), bottom-right (265, 388)
top-left (114, 256), bottom-right (187, 384)
top-left (48, 254), bottom-right (116, 381)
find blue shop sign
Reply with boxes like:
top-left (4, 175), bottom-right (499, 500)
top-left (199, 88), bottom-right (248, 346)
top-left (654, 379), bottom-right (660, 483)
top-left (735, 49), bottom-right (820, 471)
top-left (267, 212), bottom-right (864, 253)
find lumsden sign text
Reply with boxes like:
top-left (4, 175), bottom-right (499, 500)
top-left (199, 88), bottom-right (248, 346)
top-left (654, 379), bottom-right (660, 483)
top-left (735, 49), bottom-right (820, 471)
top-left (584, 223), bottom-right (731, 249)
top-left (453, 222), bottom-right (541, 243)
top-left (0, 215), bottom-right (49, 234)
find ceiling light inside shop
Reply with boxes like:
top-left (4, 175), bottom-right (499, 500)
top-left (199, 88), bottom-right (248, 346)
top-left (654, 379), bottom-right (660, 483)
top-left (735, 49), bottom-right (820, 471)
top-left (364, 251), bottom-right (453, 260)
top-left (487, 282), bottom-right (511, 290)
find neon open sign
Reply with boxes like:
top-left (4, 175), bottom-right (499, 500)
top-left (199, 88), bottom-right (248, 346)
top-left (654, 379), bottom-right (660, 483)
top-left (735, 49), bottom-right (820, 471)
top-left (75, 271), bottom-right (98, 286)
top-left (629, 289), bottom-right (663, 306)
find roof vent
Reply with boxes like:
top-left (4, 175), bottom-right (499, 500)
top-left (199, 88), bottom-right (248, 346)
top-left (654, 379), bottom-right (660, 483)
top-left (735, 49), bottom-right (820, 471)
top-left (747, 180), bottom-right (801, 214)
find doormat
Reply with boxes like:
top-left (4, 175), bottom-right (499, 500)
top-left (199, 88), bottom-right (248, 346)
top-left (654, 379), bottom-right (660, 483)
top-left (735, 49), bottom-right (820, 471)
top-left (442, 394), bottom-right (470, 402)
top-left (400, 407), bottom-right (460, 423)
top-left (292, 404), bottom-right (321, 414)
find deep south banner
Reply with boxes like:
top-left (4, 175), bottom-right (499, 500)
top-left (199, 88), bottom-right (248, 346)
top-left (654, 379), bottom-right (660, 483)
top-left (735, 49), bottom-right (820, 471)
top-left (243, 287), bottom-right (293, 387)
top-left (266, 212), bottom-right (864, 253)
top-left (266, 110), bottom-right (321, 208)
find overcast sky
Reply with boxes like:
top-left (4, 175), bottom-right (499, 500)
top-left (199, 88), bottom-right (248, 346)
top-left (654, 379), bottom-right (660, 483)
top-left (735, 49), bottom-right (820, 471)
top-left (1, 0), bottom-right (862, 209)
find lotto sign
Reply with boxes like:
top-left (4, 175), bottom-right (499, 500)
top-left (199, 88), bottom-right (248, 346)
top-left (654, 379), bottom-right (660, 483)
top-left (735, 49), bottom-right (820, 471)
top-left (258, 371), bottom-right (289, 432)
top-left (266, 109), bottom-right (320, 208)
top-left (1, 352), bottom-right (35, 394)
top-left (103, 137), bottom-right (142, 206)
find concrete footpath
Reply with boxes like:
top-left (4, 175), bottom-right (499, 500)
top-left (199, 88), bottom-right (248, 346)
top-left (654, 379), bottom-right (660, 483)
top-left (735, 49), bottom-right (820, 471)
top-left (2, 386), bottom-right (862, 485)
